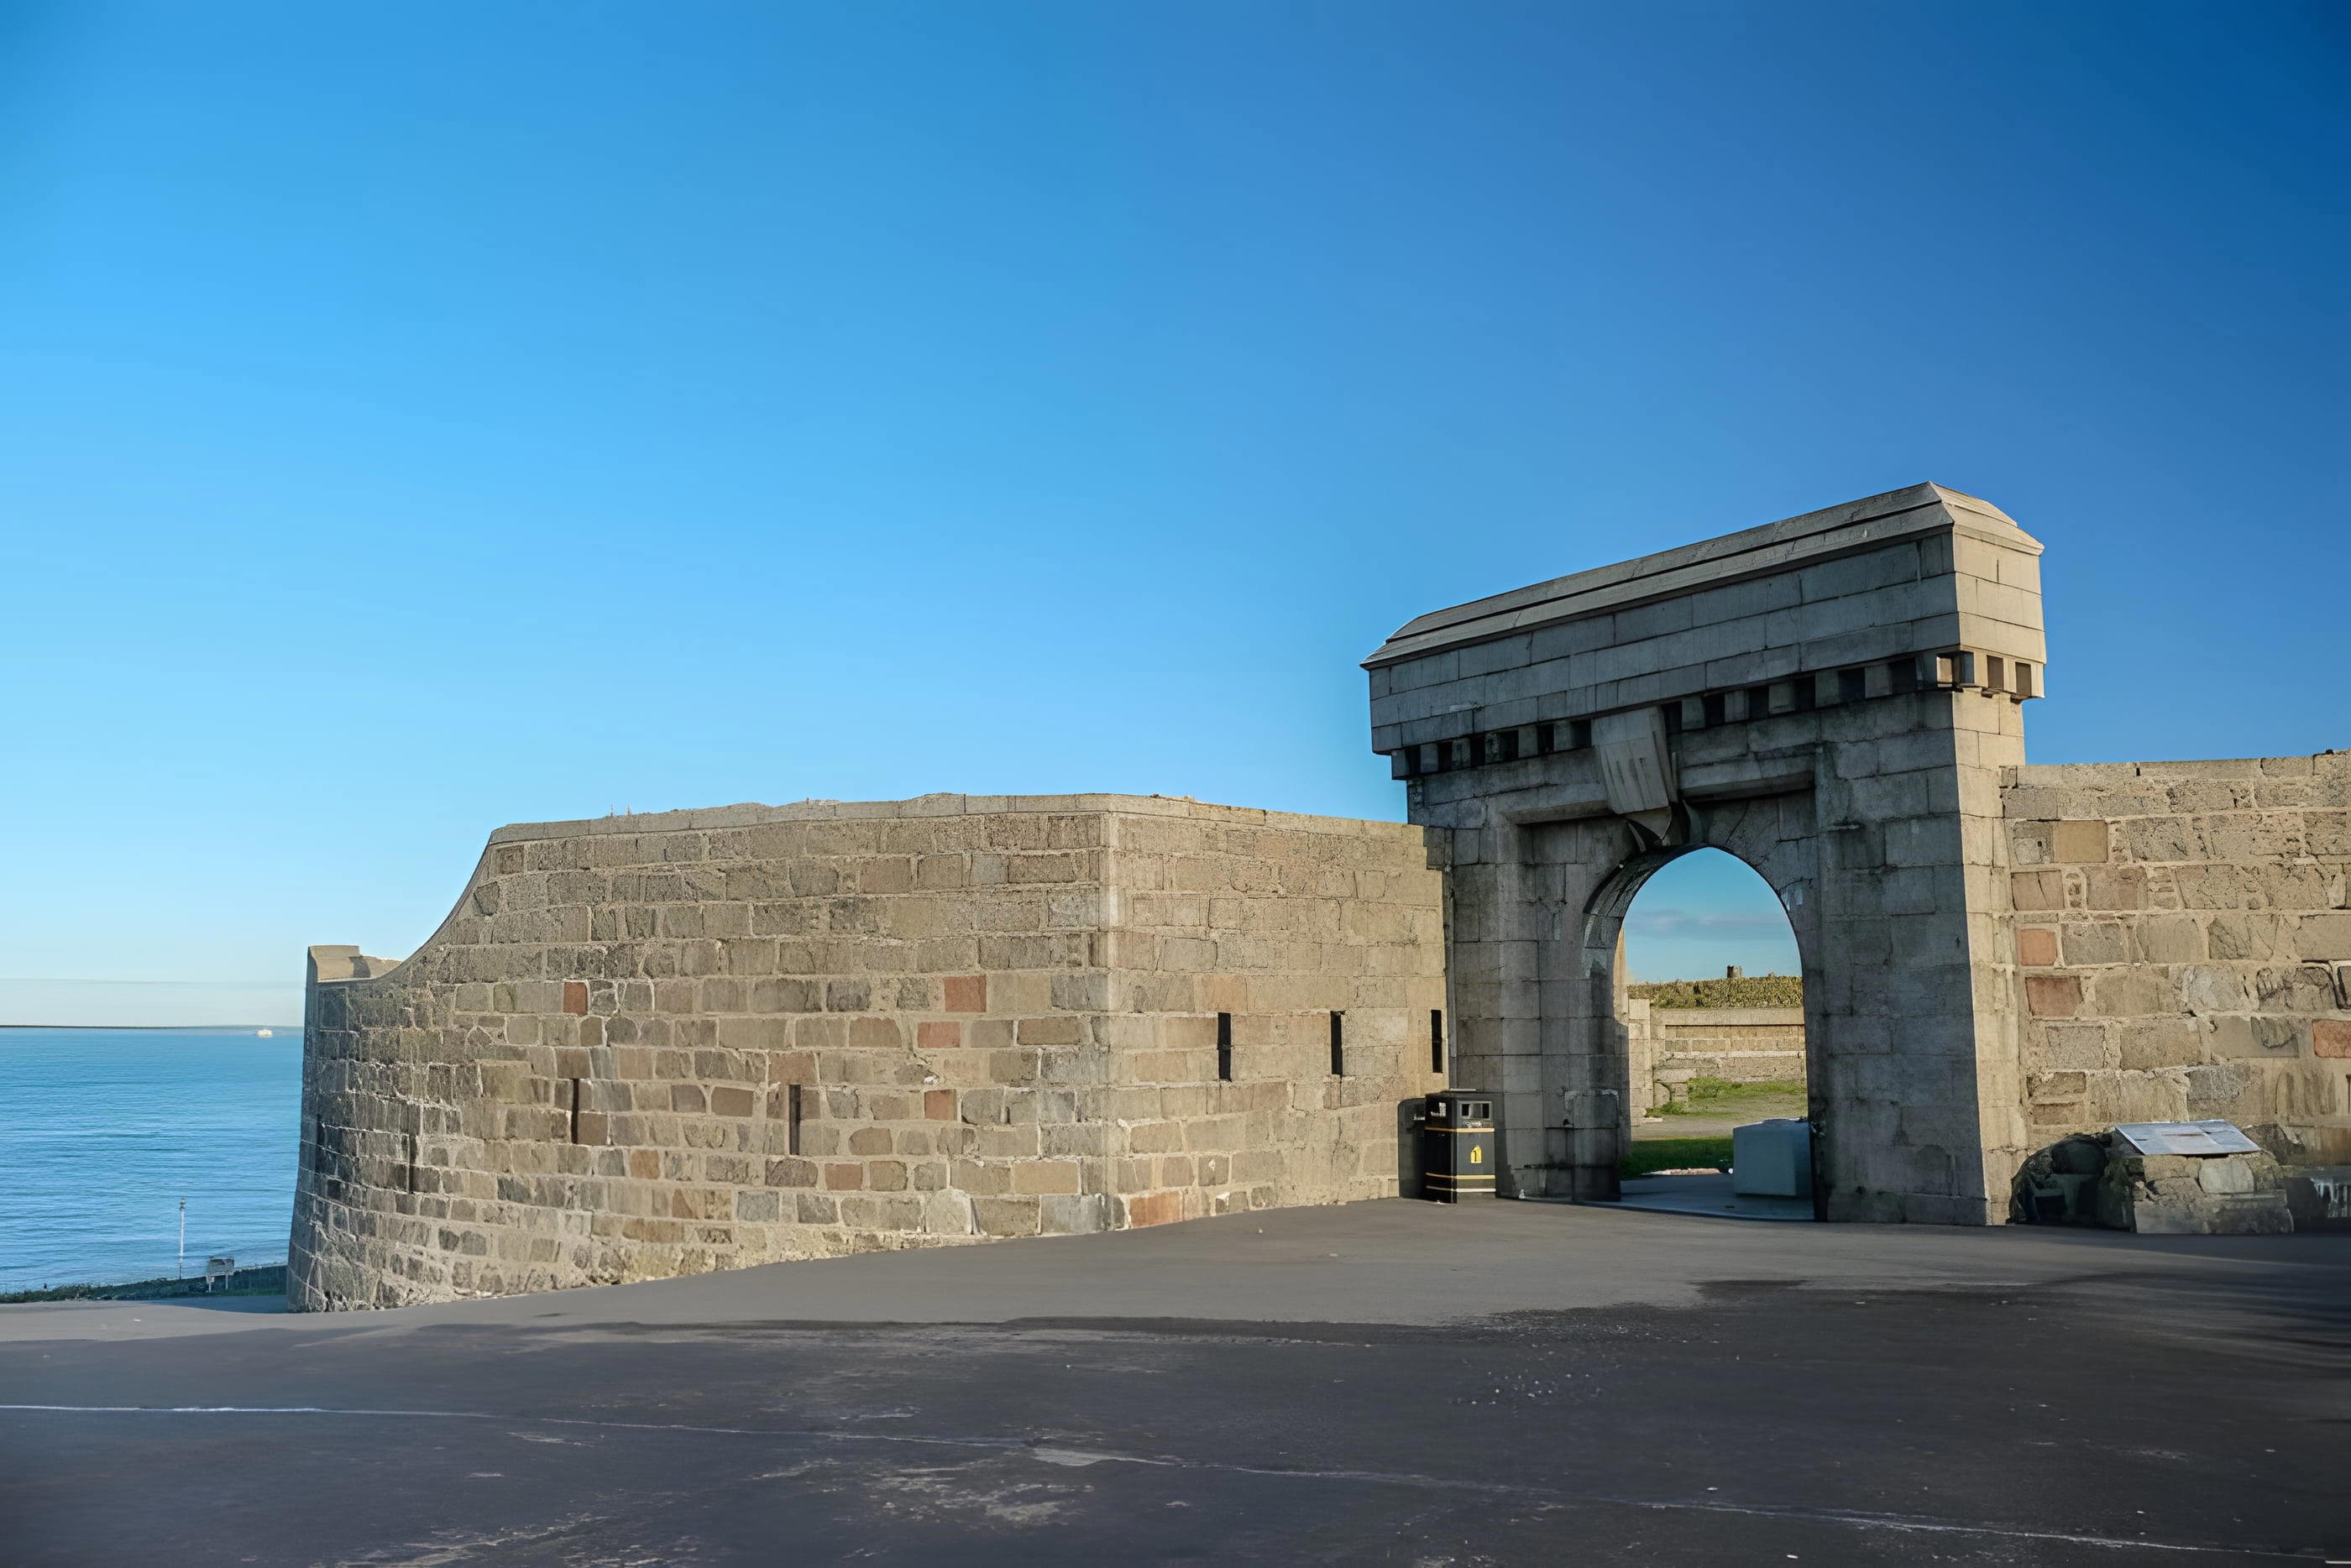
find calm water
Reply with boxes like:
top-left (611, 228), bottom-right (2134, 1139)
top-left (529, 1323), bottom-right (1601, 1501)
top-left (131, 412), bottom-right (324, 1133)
top-left (0, 1028), bottom-right (301, 1291)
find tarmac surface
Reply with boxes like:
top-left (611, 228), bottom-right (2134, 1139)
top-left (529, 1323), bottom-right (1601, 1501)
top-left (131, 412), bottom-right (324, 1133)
top-left (3, 1198), bottom-right (2347, 1566)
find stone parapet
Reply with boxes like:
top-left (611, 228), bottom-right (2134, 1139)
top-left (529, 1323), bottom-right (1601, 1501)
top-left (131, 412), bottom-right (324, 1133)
top-left (290, 794), bottom-right (1445, 1310)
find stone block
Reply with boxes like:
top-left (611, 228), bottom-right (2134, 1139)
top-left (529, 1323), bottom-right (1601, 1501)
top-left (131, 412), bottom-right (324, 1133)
top-left (2012, 870), bottom-right (2069, 912)
top-left (971, 1196), bottom-right (1040, 1237)
top-left (2293, 913), bottom-right (2351, 962)
top-left (2025, 975), bottom-right (2082, 1017)
top-left (2049, 821), bottom-right (2109, 864)
top-left (2254, 964), bottom-right (2338, 1012)
top-left (2197, 1158), bottom-right (2254, 1194)
top-left (2130, 917), bottom-right (2202, 964)
top-left (2118, 1017), bottom-right (2205, 1069)
top-left (2061, 923), bottom-right (2130, 967)
top-left (2036, 1023), bottom-right (2113, 1069)
top-left (1123, 1190), bottom-right (1185, 1228)
top-left (2087, 968), bottom-right (2168, 1017)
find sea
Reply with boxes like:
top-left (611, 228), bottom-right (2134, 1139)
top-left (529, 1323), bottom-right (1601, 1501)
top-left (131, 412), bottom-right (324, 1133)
top-left (0, 1027), bottom-right (302, 1292)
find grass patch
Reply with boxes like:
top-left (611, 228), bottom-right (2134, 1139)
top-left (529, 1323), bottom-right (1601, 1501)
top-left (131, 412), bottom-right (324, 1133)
top-left (1655, 1077), bottom-right (1806, 1116)
top-left (0, 1265), bottom-right (287, 1305)
top-left (1621, 1137), bottom-right (1732, 1178)
top-left (1628, 975), bottom-right (1802, 1008)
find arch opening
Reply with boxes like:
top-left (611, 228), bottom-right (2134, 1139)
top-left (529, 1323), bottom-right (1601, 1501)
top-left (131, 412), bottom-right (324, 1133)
top-left (1584, 846), bottom-right (1815, 1220)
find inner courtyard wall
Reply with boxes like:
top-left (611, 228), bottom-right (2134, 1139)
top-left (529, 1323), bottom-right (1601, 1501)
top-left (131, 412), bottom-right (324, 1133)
top-left (2004, 755), bottom-right (2351, 1166)
top-left (290, 794), bottom-right (1444, 1311)
top-left (1626, 1006), bottom-right (1808, 1113)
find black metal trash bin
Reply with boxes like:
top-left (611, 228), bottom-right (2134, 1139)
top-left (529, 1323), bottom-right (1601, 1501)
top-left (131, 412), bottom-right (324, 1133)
top-left (1421, 1090), bottom-right (1496, 1201)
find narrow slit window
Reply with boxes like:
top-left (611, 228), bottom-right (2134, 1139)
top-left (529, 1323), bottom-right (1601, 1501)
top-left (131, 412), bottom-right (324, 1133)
top-left (1430, 1009), bottom-right (1445, 1074)
top-left (568, 1078), bottom-right (583, 1144)
top-left (1329, 1011), bottom-right (1346, 1076)
top-left (786, 1083), bottom-right (804, 1155)
top-left (1216, 1012), bottom-right (1233, 1082)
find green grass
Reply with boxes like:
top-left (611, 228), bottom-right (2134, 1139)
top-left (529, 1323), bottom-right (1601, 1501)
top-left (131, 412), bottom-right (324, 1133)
top-left (1627, 975), bottom-right (1803, 1008)
top-left (0, 1265), bottom-right (287, 1305)
top-left (1621, 1137), bottom-right (1733, 1178)
top-left (1654, 1076), bottom-right (1806, 1116)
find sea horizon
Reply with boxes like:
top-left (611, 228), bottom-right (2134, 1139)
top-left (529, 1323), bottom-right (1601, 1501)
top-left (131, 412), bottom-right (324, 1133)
top-left (0, 1026), bottom-right (304, 1292)
top-left (0, 1022), bottom-right (300, 1033)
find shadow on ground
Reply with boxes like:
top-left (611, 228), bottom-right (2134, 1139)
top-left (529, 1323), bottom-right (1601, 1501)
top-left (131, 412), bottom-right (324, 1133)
top-left (3, 1200), bottom-right (2346, 1566)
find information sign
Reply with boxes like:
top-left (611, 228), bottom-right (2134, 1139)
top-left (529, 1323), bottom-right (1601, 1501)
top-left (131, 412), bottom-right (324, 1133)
top-left (2112, 1120), bottom-right (2263, 1158)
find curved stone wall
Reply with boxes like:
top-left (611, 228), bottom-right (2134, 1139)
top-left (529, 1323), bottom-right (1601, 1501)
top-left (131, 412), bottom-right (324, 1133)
top-left (290, 794), bottom-right (1446, 1310)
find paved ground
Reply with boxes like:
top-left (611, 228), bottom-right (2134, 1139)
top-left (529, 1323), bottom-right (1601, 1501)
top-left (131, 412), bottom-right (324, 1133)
top-left (1631, 1089), bottom-right (1806, 1141)
top-left (3, 1199), bottom-right (2348, 1566)
top-left (1609, 1173), bottom-right (1812, 1220)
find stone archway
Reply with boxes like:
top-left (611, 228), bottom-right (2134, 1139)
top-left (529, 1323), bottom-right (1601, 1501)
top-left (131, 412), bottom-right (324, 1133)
top-left (1365, 484), bottom-right (2045, 1222)
top-left (1570, 832), bottom-right (1819, 1208)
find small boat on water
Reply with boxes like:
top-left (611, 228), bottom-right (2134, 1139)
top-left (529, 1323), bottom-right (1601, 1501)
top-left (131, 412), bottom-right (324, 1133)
top-left (255, 1028), bottom-right (274, 1038)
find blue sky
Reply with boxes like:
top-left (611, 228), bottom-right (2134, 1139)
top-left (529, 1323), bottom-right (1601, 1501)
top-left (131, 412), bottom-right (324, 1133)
top-left (2, 3), bottom-right (2341, 1023)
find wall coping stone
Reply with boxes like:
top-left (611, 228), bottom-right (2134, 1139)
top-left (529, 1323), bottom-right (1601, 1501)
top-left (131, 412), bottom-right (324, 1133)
top-left (1364, 482), bottom-right (2037, 668)
top-left (482, 793), bottom-right (1427, 844)
top-left (2004, 755), bottom-right (2351, 787)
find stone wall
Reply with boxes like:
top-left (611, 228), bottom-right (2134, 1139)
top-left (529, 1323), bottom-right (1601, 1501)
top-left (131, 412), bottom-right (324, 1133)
top-left (2007, 755), bottom-right (2351, 1166)
top-left (1625, 1004), bottom-right (1808, 1114)
top-left (291, 794), bottom-right (1446, 1310)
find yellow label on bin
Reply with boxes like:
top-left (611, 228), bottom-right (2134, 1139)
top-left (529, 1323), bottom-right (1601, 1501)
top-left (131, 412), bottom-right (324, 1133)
top-left (1470, 1147), bottom-right (1483, 1163)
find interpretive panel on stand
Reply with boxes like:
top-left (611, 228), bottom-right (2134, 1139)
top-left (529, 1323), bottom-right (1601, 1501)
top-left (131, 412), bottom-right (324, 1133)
top-left (2113, 1121), bottom-right (2262, 1158)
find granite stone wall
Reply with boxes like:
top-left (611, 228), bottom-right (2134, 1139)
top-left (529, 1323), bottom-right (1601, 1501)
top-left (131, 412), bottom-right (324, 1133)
top-left (2005, 755), bottom-right (2351, 1166)
top-left (290, 794), bottom-right (1446, 1310)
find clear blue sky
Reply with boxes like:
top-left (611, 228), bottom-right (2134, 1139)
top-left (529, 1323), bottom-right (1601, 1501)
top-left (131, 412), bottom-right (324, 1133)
top-left (3, 3), bottom-right (2341, 1023)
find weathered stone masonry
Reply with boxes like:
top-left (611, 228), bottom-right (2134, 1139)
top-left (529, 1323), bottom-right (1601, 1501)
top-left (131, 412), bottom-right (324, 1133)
top-left (1366, 483), bottom-right (2045, 1221)
top-left (291, 795), bottom-right (1444, 1310)
top-left (2004, 755), bottom-right (2351, 1166)
top-left (295, 482), bottom-right (2350, 1309)
top-left (1362, 481), bottom-right (2350, 1220)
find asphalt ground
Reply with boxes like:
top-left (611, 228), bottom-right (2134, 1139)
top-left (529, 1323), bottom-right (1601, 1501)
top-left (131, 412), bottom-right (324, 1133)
top-left (3, 1199), bottom-right (2347, 1566)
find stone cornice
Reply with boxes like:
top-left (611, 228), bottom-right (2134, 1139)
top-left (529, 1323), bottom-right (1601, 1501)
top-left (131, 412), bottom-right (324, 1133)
top-left (1364, 483), bottom-right (2039, 670)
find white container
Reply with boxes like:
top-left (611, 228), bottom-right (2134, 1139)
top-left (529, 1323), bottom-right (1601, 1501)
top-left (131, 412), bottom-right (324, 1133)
top-left (1731, 1118), bottom-right (1812, 1197)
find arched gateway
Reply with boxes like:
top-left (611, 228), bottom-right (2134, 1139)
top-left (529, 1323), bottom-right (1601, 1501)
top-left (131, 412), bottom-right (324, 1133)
top-left (1366, 484), bottom-right (2046, 1223)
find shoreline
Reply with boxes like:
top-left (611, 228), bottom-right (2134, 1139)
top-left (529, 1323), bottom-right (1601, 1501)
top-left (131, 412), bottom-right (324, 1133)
top-left (0, 1023), bottom-right (300, 1032)
top-left (0, 1263), bottom-right (288, 1305)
